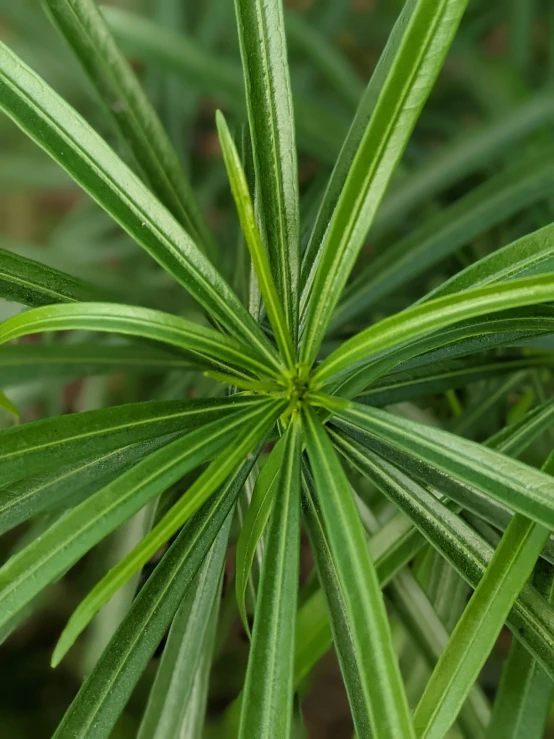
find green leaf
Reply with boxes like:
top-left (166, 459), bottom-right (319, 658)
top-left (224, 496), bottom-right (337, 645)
top-left (0, 247), bottom-right (106, 307)
top-left (216, 111), bottom-right (296, 369)
top-left (0, 302), bottom-right (280, 380)
top-left (300, 0), bottom-right (469, 364)
top-left (302, 406), bottom-right (415, 739)
top-left (334, 401), bottom-right (554, 528)
top-left (52, 458), bottom-right (253, 739)
top-left (0, 389), bottom-right (19, 418)
top-left (332, 432), bottom-right (554, 681)
top-left (413, 511), bottom-right (550, 738)
top-left (0, 437), bottom-right (177, 536)
top-left (0, 342), bottom-right (196, 388)
top-left (0, 40), bottom-right (278, 367)
top-left (426, 221), bottom-right (554, 301)
top-left (0, 400), bottom-right (269, 633)
top-left (52, 398), bottom-right (285, 663)
top-left (239, 419), bottom-right (301, 739)
top-left (333, 307), bottom-right (554, 399)
top-left (0, 394), bottom-right (256, 486)
top-left (235, 433), bottom-right (286, 636)
top-left (101, 6), bottom-right (347, 164)
top-left (43, 0), bottom-right (216, 257)
top-left (372, 92), bottom-right (554, 236)
top-left (315, 274), bottom-right (554, 387)
top-left (486, 558), bottom-right (554, 739)
top-left (137, 532), bottom-right (225, 739)
top-left (233, 0), bottom-right (300, 340)
top-left (335, 151), bottom-right (554, 326)
top-left (357, 355), bottom-right (554, 407)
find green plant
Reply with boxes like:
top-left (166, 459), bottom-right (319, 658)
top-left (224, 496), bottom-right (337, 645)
top-left (1, 0), bottom-right (554, 737)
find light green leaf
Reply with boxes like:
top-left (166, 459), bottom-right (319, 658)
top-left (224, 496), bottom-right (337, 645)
top-left (43, 0), bottom-right (216, 256)
top-left (300, 0), bottom-right (469, 364)
top-left (315, 274), bottom-right (554, 387)
top-left (216, 111), bottom-right (296, 369)
top-left (0, 400), bottom-right (269, 634)
top-left (426, 221), bottom-right (554, 301)
top-left (336, 151), bottom-right (554, 326)
top-left (0, 302), bottom-right (280, 380)
top-left (0, 247), bottom-right (106, 307)
top-left (302, 407), bottom-right (415, 739)
top-left (137, 533), bottom-right (225, 739)
top-left (53, 399), bottom-right (285, 663)
top-left (235, 433), bottom-right (286, 636)
top-left (239, 419), bottom-right (301, 739)
top-left (234, 0), bottom-right (300, 339)
top-left (52, 458), bottom-right (253, 739)
top-left (0, 342), bottom-right (196, 388)
top-left (0, 40), bottom-right (278, 366)
top-left (0, 394), bottom-right (257, 485)
top-left (413, 510), bottom-right (550, 738)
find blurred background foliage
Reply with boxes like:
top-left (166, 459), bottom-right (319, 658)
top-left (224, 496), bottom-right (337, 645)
top-left (1, 0), bottom-right (554, 736)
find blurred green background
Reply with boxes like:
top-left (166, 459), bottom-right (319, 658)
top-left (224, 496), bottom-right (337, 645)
top-left (2, 0), bottom-right (554, 736)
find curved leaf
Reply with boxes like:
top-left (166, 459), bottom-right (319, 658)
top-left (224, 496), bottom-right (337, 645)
top-left (43, 0), bottom-right (216, 256)
top-left (0, 40), bottom-right (278, 367)
top-left (239, 419), bottom-right (301, 739)
top-left (300, 0), bottom-right (469, 365)
top-left (315, 274), bottom-right (554, 386)
top-left (0, 302), bottom-right (280, 380)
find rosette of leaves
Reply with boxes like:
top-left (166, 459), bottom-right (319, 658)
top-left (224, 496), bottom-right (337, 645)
top-left (1, 0), bottom-right (554, 737)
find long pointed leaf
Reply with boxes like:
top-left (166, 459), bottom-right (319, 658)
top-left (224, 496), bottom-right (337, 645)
top-left (0, 302), bottom-right (280, 379)
top-left (302, 406), bottom-right (415, 739)
top-left (300, 0), bottom-right (469, 364)
top-left (234, 0), bottom-right (300, 339)
top-left (239, 419), bottom-right (301, 739)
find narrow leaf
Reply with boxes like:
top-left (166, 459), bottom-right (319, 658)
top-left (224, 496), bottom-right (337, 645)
top-left (0, 302), bottom-right (280, 380)
top-left (239, 419), bottom-right (301, 739)
top-left (234, 0), bottom-right (300, 339)
top-left (302, 406), bottom-right (415, 738)
top-left (216, 111), bottom-right (296, 369)
top-left (300, 0), bottom-right (469, 364)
